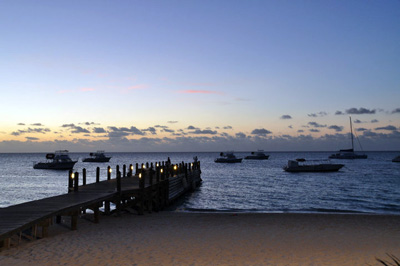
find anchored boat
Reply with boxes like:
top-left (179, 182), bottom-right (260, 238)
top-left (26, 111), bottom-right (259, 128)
top-left (215, 152), bottom-right (242, 163)
top-left (283, 159), bottom-right (344, 172)
top-left (82, 151), bottom-right (111, 162)
top-left (244, 150), bottom-right (269, 160)
top-left (33, 150), bottom-right (77, 170)
top-left (329, 117), bottom-right (367, 159)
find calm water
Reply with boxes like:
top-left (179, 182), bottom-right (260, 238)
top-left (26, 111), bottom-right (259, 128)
top-left (1, 152), bottom-right (399, 214)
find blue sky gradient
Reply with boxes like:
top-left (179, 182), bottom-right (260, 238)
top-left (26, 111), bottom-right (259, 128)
top-left (1, 1), bottom-right (399, 152)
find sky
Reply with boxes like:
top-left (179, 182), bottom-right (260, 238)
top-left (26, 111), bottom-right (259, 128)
top-left (0, 0), bottom-right (399, 152)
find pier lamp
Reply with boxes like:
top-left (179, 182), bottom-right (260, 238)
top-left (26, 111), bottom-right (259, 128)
top-left (71, 173), bottom-right (75, 179)
top-left (142, 164), bottom-right (145, 169)
top-left (160, 168), bottom-right (163, 174)
top-left (139, 173), bottom-right (142, 179)
top-left (174, 165), bottom-right (177, 171)
top-left (109, 168), bottom-right (112, 173)
top-left (130, 165), bottom-right (133, 171)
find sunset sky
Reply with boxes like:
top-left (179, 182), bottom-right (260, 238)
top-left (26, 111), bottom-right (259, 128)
top-left (1, 1), bottom-right (399, 152)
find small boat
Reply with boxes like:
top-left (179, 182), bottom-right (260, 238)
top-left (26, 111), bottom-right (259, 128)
top-left (82, 151), bottom-right (111, 162)
top-left (393, 155), bottom-right (400, 162)
top-left (215, 152), bottom-right (242, 163)
top-left (33, 150), bottom-right (77, 170)
top-left (283, 159), bottom-right (344, 172)
top-left (329, 117), bottom-right (367, 159)
top-left (244, 150), bottom-right (270, 160)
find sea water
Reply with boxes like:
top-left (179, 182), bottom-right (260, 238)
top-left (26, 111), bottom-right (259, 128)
top-left (0, 152), bottom-right (399, 214)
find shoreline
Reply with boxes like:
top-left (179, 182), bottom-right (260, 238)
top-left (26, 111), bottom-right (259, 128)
top-left (1, 211), bottom-right (399, 265)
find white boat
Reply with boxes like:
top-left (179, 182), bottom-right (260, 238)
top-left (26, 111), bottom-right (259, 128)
top-left (33, 150), bottom-right (77, 170)
top-left (82, 151), bottom-right (111, 162)
top-left (245, 150), bottom-right (270, 160)
top-left (283, 159), bottom-right (344, 172)
top-left (215, 152), bottom-right (242, 163)
top-left (393, 155), bottom-right (400, 162)
top-left (329, 117), bottom-right (367, 159)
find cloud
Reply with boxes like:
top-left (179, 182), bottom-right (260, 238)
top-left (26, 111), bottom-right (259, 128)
top-left (375, 125), bottom-right (398, 131)
top-left (61, 124), bottom-right (90, 134)
top-left (17, 123), bottom-right (25, 126)
top-left (143, 127), bottom-right (157, 135)
top-left (108, 126), bottom-right (145, 135)
top-left (371, 119), bottom-right (379, 123)
top-left (356, 128), bottom-right (368, 132)
top-left (335, 111), bottom-right (344, 115)
top-left (308, 122), bottom-right (326, 128)
top-left (309, 129), bottom-right (320, 133)
top-left (308, 112), bottom-right (327, 117)
top-left (31, 123), bottom-right (43, 126)
top-left (328, 125), bottom-right (344, 132)
top-left (223, 126), bottom-right (233, 130)
top-left (345, 107), bottom-right (376, 115)
top-left (353, 119), bottom-right (363, 124)
top-left (80, 122), bottom-right (99, 126)
top-left (11, 128), bottom-right (51, 136)
top-left (26, 137), bottom-right (39, 141)
top-left (251, 128), bottom-right (272, 136)
top-left (93, 127), bottom-right (106, 133)
top-left (392, 108), bottom-right (400, 114)
top-left (236, 132), bottom-right (246, 138)
top-left (187, 125), bottom-right (198, 130)
top-left (297, 129), bottom-right (304, 133)
top-left (178, 90), bottom-right (223, 95)
top-left (280, 115), bottom-right (292, 120)
top-left (167, 121), bottom-right (178, 124)
top-left (189, 129), bottom-right (218, 135)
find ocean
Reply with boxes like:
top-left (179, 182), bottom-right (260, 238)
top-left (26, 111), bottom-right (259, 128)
top-left (1, 151), bottom-right (399, 214)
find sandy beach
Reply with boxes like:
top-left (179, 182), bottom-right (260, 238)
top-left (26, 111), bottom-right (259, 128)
top-left (0, 212), bottom-right (399, 266)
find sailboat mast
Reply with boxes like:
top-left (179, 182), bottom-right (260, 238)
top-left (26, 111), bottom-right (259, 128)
top-left (350, 117), bottom-right (354, 150)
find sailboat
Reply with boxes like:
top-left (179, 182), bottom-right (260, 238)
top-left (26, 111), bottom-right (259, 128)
top-left (329, 117), bottom-right (367, 159)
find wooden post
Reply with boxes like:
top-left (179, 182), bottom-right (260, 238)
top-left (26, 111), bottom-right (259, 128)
top-left (71, 210), bottom-right (79, 230)
top-left (74, 172), bottom-right (79, 192)
top-left (116, 165), bottom-right (120, 179)
top-left (123, 164), bottom-right (126, 177)
top-left (107, 166), bottom-right (111, 180)
top-left (116, 170), bottom-right (121, 212)
top-left (96, 167), bottom-right (100, 183)
top-left (82, 168), bottom-right (86, 186)
top-left (135, 163), bottom-right (139, 175)
top-left (68, 170), bottom-right (73, 193)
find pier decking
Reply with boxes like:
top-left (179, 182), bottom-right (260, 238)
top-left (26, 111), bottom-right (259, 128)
top-left (0, 160), bottom-right (201, 250)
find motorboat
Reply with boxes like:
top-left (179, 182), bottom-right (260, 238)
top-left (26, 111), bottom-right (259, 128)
top-left (82, 151), bottom-right (111, 162)
top-left (33, 150), bottom-right (77, 170)
top-left (329, 117), bottom-right (367, 159)
top-left (283, 159), bottom-right (344, 172)
top-left (215, 152), bottom-right (242, 163)
top-left (244, 150), bottom-right (269, 160)
top-left (393, 155), bottom-right (400, 162)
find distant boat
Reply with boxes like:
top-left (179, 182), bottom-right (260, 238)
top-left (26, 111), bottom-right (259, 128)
top-left (244, 150), bottom-right (270, 160)
top-left (33, 150), bottom-right (77, 170)
top-left (393, 155), bottom-right (400, 162)
top-left (329, 117), bottom-right (367, 159)
top-left (82, 151), bottom-right (111, 162)
top-left (215, 152), bottom-right (242, 163)
top-left (283, 159), bottom-right (344, 172)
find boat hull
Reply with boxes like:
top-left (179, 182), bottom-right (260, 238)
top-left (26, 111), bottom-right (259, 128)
top-left (329, 153), bottom-right (367, 159)
top-left (284, 164), bottom-right (344, 172)
top-left (33, 161), bottom-right (77, 170)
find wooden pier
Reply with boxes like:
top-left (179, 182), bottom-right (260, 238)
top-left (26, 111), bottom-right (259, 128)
top-left (0, 159), bottom-right (201, 250)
